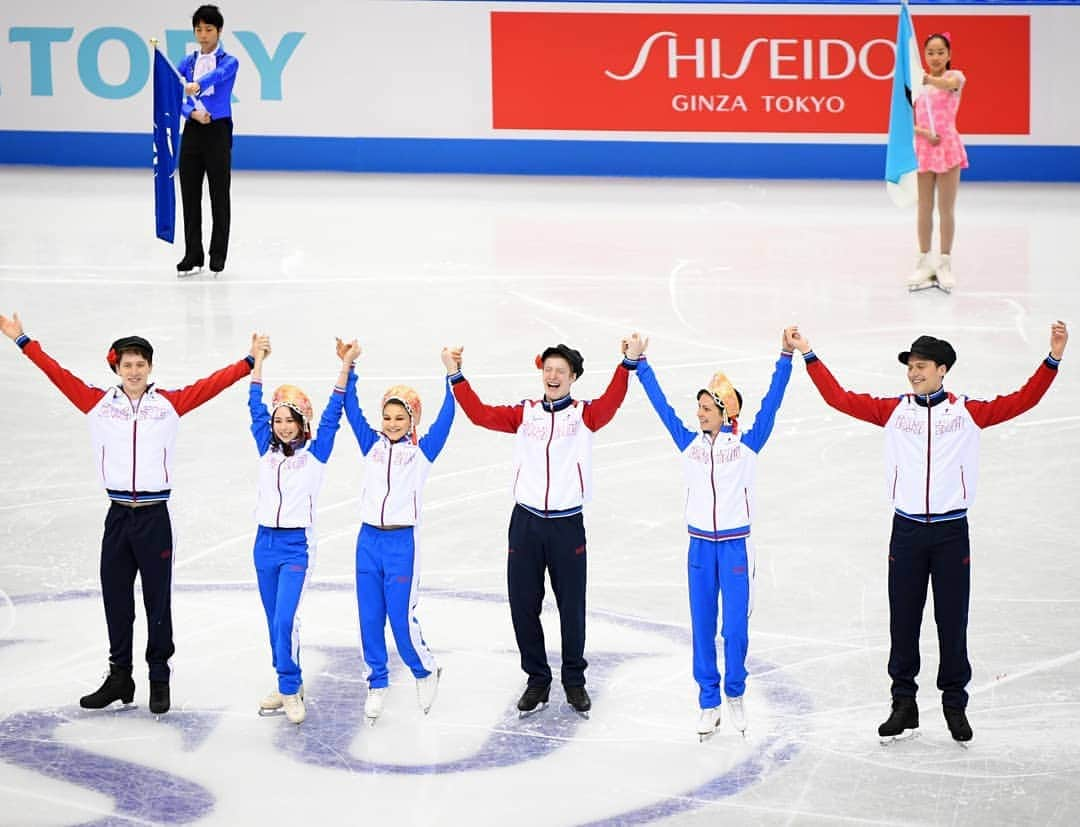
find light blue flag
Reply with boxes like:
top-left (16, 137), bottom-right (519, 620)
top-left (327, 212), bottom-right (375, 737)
top-left (885, 0), bottom-right (926, 206)
top-left (153, 48), bottom-right (182, 243)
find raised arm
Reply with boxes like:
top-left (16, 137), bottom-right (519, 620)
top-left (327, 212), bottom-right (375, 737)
top-left (309, 342), bottom-right (358, 463)
top-left (625, 333), bottom-right (695, 451)
top-left (966, 322), bottom-right (1067, 428)
top-left (337, 340), bottom-right (380, 456)
top-left (248, 334), bottom-right (272, 455)
top-left (158, 334), bottom-right (259, 416)
top-left (794, 331), bottom-right (898, 427)
top-left (1, 313), bottom-right (104, 413)
top-left (740, 328), bottom-right (797, 453)
top-left (418, 374), bottom-right (457, 463)
top-left (443, 346), bottom-right (524, 433)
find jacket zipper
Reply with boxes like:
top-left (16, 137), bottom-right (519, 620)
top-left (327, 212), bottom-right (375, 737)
top-left (163, 447), bottom-right (169, 484)
top-left (130, 395), bottom-right (142, 501)
top-left (380, 441), bottom-right (394, 524)
top-left (544, 409), bottom-right (554, 513)
top-left (924, 398), bottom-right (932, 522)
top-left (709, 434), bottom-right (718, 537)
top-left (960, 465), bottom-right (967, 500)
top-left (275, 457), bottom-right (285, 527)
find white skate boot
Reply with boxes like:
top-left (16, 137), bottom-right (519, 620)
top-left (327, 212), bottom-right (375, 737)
top-left (365, 687), bottom-right (387, 726)
top-left (907, 252), bottom-right (936, 292)
top-left (416, 668), bottom-right (442, 715)
top-left (259, 683), bottom-right (303, 717)
top-left (697, 707), bottom-right (721, 742)
top-left (936, 254), bottom-right (955, 293)
top-left (282, 692), bottom-right (306, 724)
top-left (727, 695), bottom-right (748, 736)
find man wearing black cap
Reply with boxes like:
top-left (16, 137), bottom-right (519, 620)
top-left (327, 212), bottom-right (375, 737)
top-left (441, 340), bottom-right (638, 718)
top-left (789, 322), bottom-right (1068, 743)
top-left (0, 312), bottom-right (262, 714)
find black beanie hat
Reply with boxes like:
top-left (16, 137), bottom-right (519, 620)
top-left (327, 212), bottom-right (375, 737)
top-left (537, 344), bottom-right (584, 378)
top-left (107, 336), bottom-right (154, 372)
top-left (898, 335), bottom-right (956, 371)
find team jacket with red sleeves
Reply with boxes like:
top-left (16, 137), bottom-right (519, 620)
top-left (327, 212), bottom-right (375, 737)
top-left (15, 334), bottom-right (253, 504)
top-left (449, 358), bottom-right (637, 518)
top-left (803, 350), bottom-right (1061, 523)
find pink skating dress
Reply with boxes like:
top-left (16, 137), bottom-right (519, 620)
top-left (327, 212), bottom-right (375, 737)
top-left (915, 69), bottom-right (969, 173)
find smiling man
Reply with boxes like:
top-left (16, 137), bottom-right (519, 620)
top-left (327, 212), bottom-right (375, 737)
top-left (443, 341), bottom-right (638, 718)
top-left (0, 312), bottom-right (259, 715)
top-left (790, 323), bottom-right (1068, 744)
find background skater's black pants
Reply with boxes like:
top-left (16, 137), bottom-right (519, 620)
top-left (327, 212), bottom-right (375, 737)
top-left (179, 117), bottom-right (232, 265)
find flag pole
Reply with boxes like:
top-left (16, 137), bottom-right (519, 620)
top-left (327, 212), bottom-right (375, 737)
top-left (149, 38), bottom-right (206, 111)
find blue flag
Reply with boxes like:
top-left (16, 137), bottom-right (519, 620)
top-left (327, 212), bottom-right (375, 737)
top-left (153, 49), bottom-right (182, 243)
top-left (885, 1), bottom-right (925, 206)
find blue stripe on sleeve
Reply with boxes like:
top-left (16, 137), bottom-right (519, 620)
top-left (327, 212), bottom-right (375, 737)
top-left (635, 358), bottom-right (696, 452)
top-left (310, 385), bottom-right (347, 463)
top-left (740, 352), bottom-right (793, 454)
top-left (343, 370), bottom-right (380, 456)
top-left (419, 378), bottom-right (456, 462)
top-left (248, 382), bottom-right (272, 456)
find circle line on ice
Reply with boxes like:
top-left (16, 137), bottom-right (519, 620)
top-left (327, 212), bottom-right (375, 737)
top-left (0, 583), bottom-right (810, 825)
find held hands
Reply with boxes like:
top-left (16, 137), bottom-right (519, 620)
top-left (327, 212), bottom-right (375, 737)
top-left (0, 312), bottom-right (24, 341)
top-left (441, 346), bottom-right (463, 374)
top-left (250, 333), bottom-right (271, 362)
top-left (191, 110), bottom-right (211, 124)
top-left (1050, 321), bottom-right (1069, 360)
top-left (783, 325), bottom-right (810, 354)
top-left (337, 338), bottom-right (361, 365)
top-left (184, 82), bottom-right (200, 96)
top-left (621, 332), bottom-right (649, 360)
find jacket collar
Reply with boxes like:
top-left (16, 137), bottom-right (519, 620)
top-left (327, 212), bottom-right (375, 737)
top-left (913, 386), bottom-right (948, 408)
top-left (541, 394), bottom-right (574, 413)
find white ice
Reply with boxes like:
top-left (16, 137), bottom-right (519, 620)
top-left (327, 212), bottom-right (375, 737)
top-left (1, 167), bottom-right (1079, 826)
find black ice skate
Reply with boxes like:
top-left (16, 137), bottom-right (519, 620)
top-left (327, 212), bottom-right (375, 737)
top-left (209, 255), bottom-right (225, 275)
top-left (517, 684), bottom-right (550, 719)
top-left (176, 255), bottom-right (204, 277)
top-left (878, 696), bottom-right (919, 743)
top-left (149, 681), bottom-right (171, 716)
top-left (943, 706), bottom-right (973, 744)
top-left (80, 664), bottom-right (136, 710)
top-left (564, 685), bottom-right (591, 719)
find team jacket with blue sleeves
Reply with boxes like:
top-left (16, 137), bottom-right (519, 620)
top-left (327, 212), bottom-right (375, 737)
top-left (344, 372), bottom-right (455, 527)
top-left (14, 335), bottom-right (252, 503)
top-left (635, 352), bottom-right (793, 541)
top-left (250, 380), bottom-right (346, 528)
top-left (449, 360), bottom-right (636, 518)
top-left (803, 351), bottom-right (1061, 522)
top-left (176, 46), bottom-right (239, 120)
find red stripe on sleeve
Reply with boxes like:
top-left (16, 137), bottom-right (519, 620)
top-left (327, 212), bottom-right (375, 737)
top-left (451, 379), bottom-right (523, 433)
top-left (965, 362), bottom-right (1057, 429)
top-left (158, 357), bottom-right (253, 417)
top-left (22, 340), bottom-right (105, 414)
top-left (806, 358), bottom-right (899, 427)
top-left (582, 364), bottom-right (630, 431)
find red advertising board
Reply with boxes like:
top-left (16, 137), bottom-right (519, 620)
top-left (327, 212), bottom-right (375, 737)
top-left (491, 13), bottom-right (1029, 134)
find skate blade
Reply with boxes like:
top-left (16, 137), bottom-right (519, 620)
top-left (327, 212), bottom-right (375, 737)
top-left (908, 282), bottom-right (936, 293)
top-left (365, 716), bottom-right (379, 727)
top-left (258, 707), bottom-right (285, 717)
top-left (517, 701), bottom-right (548, 720)
top-left (935, 284), bottom-right (953, 294)
top-left (697, 729), bottom-right (717, 743)
top-left (177, 267), bottom-right (203, 279)
top-left (879, 728), bottom-right (920, 745)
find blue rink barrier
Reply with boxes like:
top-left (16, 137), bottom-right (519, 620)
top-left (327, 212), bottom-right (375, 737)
top-left (1, 131), bottom-right (1078, 181)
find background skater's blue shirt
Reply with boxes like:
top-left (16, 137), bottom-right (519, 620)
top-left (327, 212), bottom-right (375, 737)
top-left (177, 47), bottom-right (239, 121)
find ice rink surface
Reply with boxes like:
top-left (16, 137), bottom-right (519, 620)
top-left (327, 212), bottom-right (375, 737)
top-left (1, 167), bottom-right (1079, 825)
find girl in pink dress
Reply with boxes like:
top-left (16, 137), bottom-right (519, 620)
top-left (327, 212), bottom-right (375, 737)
top-left (908, 33), bottom-right (968, 293)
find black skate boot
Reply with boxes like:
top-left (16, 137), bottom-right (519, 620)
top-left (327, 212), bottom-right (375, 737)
top-left (176, 255), bottom-right (204, 277)
top-left (943, 706), bottom-right (973, 743)
top-left (565, 685), bottom-right (591, 718)
top-left (149, 681), bottom-right (171, 715)
top-left (209, 255), bottom-right (225, 274)
top-left (517, 683), bottom-right (550, 718)
top-left (878, 696), bottom-right (919, 742)
top-left (80, 664), bottom-right (135, 709)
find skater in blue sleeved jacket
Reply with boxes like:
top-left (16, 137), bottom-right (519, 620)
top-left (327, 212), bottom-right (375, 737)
top-left (626, 327), bottom-right (797, 739)
top-left (248, 337), bottom-right (361, 725)
top-left (340, 341), bottom-right (456, 724)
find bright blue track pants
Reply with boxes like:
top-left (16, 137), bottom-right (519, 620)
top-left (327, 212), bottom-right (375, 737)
top-left (688, 536), bottom-right (752, 709)
top-left (253, 525), bottom-right (313, 695)
top-left (356, 524), bottom-right (436, 688)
